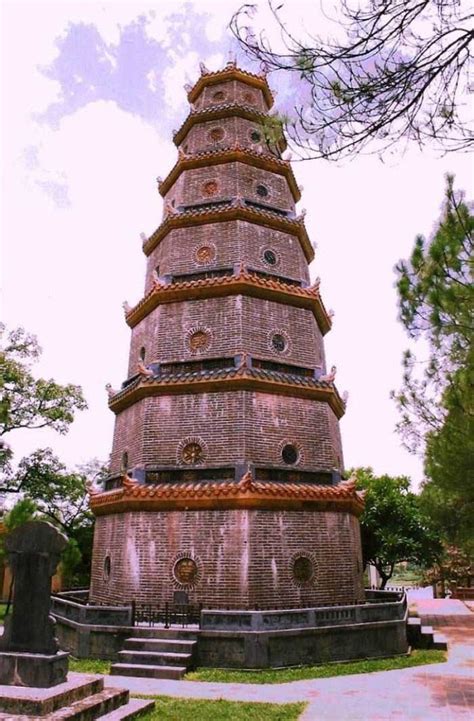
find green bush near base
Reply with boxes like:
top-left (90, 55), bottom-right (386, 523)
top-left (185, 649), bottom-right (447, 684)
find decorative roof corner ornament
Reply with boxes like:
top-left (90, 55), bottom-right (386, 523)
top-left (123, 473), bottom-right (139, 490)
top-left (140, 231), bottom-right (148, 245)
top-left (296, 208), bottom-right (307, 222)
top-left (342, 390), bottom-right (349, 405)
top-left (105, 383), bottom-right (117, 399)
top-left (237, 351), bottom-right (249, 369)
top-left (164, 199), bottom-right (178, 217)
top-left (199, 62), bottom-right (210, 75)
top-left (238, 470), bottom-right (254, 491)
top-left (184, 83), bottom-right (192, 93)
top-left (151, 269), bottom-right (161, 286)
top-left (122, 301), bottom-right (132, 315)
top-left (298, 184), bottom-right (304, 193)
top-left (137, 360), bottom-right (154, 378)
top-left (178, 147), bottom-right (187, 160)
top-left (319, 365), bottom-right (337, 383)
top-left (311, 277), bottom-right (321, 291)
top-left (226, 53), bottom-right (237, 69)
top-left (86, 479), bottom-right (101, 497)
top-left (156, 176), bottom-right (163, 186)
top-left (328, 309), bottom-right (335, 319)
top-left (233, 193), bottom-right (245, 208)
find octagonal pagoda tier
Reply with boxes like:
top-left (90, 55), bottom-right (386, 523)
top-left (90, 61), bottom-right (365, 610)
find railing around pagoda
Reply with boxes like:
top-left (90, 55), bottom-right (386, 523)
top-left (131, 600), bottom-right (202, 628)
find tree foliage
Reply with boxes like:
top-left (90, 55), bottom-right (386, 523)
top-left (354, 468), bottom-right (441, 588)
top-left (231, 1), bottom-right (473, 159)
top-left (0, 324), bottom-right (86, 443)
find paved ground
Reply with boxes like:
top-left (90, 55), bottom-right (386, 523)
top-left (105, 598), bottom-right (474, 720)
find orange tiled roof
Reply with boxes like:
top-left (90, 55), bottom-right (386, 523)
top-left (187, 65), bottom-right (274, 108)
top-left (107, 364), bottom-right (345, 418)
top-left (173, 103), bottom-right (286, 151)
top-left (158, 145), bottom-right (301, 201)
top-left (90, 473), bottom-right (365, 516)
top-left (125, 269), bottom-right (330, 334)
top-left (143, 202), bottom-right (313, 262)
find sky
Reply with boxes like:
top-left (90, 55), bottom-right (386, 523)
top-left (1, 0), bottom-right (472, 490)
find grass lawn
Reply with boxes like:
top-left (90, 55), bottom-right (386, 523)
top-left (69, 658), bottom-right (111, 674)
top-left (185, 649), bottom-right (447, 684)
top-left (0, 604), bottom-right (9, 623)
top-left (138, 697), bottom-right (305, 721)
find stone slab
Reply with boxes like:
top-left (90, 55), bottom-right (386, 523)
top-left (0, 652), bottom-right (69, 689)
top-left (0, 673), bottom-right (103, 715)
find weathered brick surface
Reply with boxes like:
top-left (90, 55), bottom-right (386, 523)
top-left (180, 117), bottom-right (274, 157)
top-left (163, 162), bottom-right (294, 216)
top-left (90, 509), bottom-right (364, 608)
top-left (145, 221), bottom-right (310, 294)
top-left (126, 296), bottom-right (325, 377)
top-left (92, 67), bottom-right (362, 611)
top-left (109, 392), bottom-right (341, 473)
top-left (192, 79), bottom-right (269, 114)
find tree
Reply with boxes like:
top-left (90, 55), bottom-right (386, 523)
top-left (231, 1), bottom-right (473, 159)
top-left (354, 468), bottom-right (441, 588)
top-left (393, 176), bottom-right (473, 553)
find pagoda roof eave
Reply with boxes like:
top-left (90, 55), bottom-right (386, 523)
top-left (187, 66), bottom-right (275, 109)
top-left (159, 147), bottom-right (301, 202)
top-left (90, 475), bottom-right (364, 517)
top-left (107, 369), bottom-right (346, 418)
top-left (125, 272), bottom-right (332, 335)
top-left (143, 204), bottom-right (314, 263)
top-left (173, 103), bottom-right (287, 152)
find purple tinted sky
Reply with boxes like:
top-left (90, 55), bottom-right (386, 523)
top-left (1, 0), bottom-right (472, 490)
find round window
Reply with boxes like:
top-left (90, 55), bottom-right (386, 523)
top-left (243, 91), bottom-right (256, 105)
top-left (272, 333), bottom-right (286, 352)
top-left (293, 556), bottom-right (313, 584)
top-left (189, 330), bottom-right (210, 351)
top-left (209, 127), bottom-right (224, 142)
top-left (195, 245), bottom-right (216, 263)
top-left (256, 184), bottom-right (269, 198)
top-left (203, 181), bottom-right (218, 196)
top-left (174, 557), bottom-right (198, 585)
top-left (282, 444), bottom-right (298, 465)
top-left (250, 130), bottom-right (262, 143)
top-left (263, 249), bottom-right (277, 266)
top-left (212, 90), bottom-right (226, 101)
top-left (182, 442), bottom-right (204, 464)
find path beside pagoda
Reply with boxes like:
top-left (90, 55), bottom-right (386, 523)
top-left (104, 599), bottom-right (473, 720)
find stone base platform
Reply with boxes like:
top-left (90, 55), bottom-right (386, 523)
top-left (0, 672), bottom-right (154, 719)
top-left (0, 651), bottom-right (69, 688)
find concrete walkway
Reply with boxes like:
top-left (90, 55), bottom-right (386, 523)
top-left (104, 599), bottom-right (474, 720)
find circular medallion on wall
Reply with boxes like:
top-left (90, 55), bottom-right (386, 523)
top-left (289, 552), bottom-right (318, 587)
top-left (203, 180), bottom-right (219, 197)
top-left (187, 326), bottom-right (212, 353)
top-left (177, 436), bottom-right (207, 465)
top-left (243, 91), bottom-right (256, 105)
top-left (249, 128), bottom-right (262, 143)
top-left (278, 439), bottom-right (303, 466)
top-left (212, 90), bottom-right (226, 102)
top-left (195, 243), bottom-right (216, 264)
top-left (208, 127), bottom-right (225, 142)
top-left (171, 552), bottom-right (203, 589)
top-left (268, 329), bottom-right (290, 355)
top-left (256, 183), bottom-right (269, 198)
top-left (262, 248), bottom-right (278, 266)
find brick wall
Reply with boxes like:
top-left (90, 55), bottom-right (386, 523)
top-left (90, 508), bottom-right (364, 608)
top-left (109, 391), bottom-right (341, 473)
top-left (127, 296), bottom-right (324, 376)
top-left (145, 221), bottom-right (310, 293)
top-left (180, 117), bottom-right (274, 157)
top-left (192, 79), bottom-right (269, 114)
top-left (163, 162), bottom-right (294, 215)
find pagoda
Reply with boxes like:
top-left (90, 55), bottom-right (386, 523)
top-left (89, 61), bottom-right (365, 611)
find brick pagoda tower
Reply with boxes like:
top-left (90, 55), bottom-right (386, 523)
top-left (89, 62), bottom-right (365, 610)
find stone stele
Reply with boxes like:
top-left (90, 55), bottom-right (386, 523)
top-left (0, 521), bottom-right (69, 687)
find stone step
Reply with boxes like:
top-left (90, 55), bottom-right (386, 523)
top-left (0, 674), bottom-right (105, 716)
top-left (118, 650), bottom-right (192, 667)
top-left (432, 632), bottom-right (448, 651)
top-left (98, 697), bottom-right (155, 720)
top-left (110, 663), bottom-right (187, 680)
top-left (124, 637), bottom-right (197, 654)
top-left (130, 627), bottom-right (198, 640)
top-left (47, 687), bottom-right (129, 720)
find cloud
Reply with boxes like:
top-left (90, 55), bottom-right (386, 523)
top-left (34, 7), bottom-right (237, 133)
